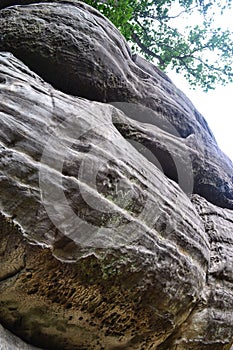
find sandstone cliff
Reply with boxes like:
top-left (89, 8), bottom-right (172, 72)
top-left (0, 1), bottom-right (232, 349)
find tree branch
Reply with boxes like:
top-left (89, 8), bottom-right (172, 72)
top-left (131, 32), bottom-right (165, 66)
top-left (139, 5), bottom-right (198, 22)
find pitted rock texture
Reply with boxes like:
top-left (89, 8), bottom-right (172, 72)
top-left (0, 211), bottom-right (206, 350)
top-left (157, 195), bottom-right (233, 350)
top-left (0, 52), bottom-right (209, 349)
top-left (0, 1), bottom-right (232, 350)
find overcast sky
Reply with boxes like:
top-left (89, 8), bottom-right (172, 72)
top-left (168, 2), bottom-right (233, 162)
top-left (169, 72), bottom-right (233, 162)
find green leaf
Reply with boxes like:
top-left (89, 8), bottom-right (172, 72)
top-left (83, 0), bottom-right (233, 91)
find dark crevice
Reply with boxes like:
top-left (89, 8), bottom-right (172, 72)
top-left (0, 75), bottom-right (7, 84)
top-left (142, 139), bottom-right (178, 183)
top-left (114, 122), bottom-right (233, 210)
top-left (8, 50), bottom-right (104, 100)
top-left (113, 122), bottom-right (179, 185)
top-left (111, 101), bottom-right (189, 138)
top-left (194, 183), bottom-right (233, 210)
top-left (0, 264), bottom-right (25, 282)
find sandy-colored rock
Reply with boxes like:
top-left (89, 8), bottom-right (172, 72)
top-left (157, 195), bottom-right (233, 349)
top-left (0, 52), bottom-right (210, 349)
top-left (0, 1), bottom-right (232, 349)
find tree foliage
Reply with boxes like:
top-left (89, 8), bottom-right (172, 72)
top-left (84, 0), bottom-right (233, 91)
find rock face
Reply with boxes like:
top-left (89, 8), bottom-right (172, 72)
top-left (0, 1), bottom-right (232, 350)
top-left (0, 324), bottom-right (40, 350)
top-left (0, 0), bottom-right (233, 210)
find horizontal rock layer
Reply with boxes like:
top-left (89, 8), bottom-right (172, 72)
top-left (0, 1), bottom-right (232, 209)
top-left (0, 52), bottom-right (209, 349)
top-left (0, 1), bottom-right (232, 349)
top-left (158, 194), bottom-right (233, 350)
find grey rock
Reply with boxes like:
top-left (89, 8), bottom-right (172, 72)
top-left (157, 194), bottom-right (233, 350)
top-left (0, 52), bottom-right (210, 349)
top-left (0, 324), bottom-right (40, 349)
top-left (0, 1), bottom-right (232, 350)
top-left (0, 1), bottom-right (233, 209)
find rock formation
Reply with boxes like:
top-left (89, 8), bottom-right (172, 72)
top-left (0, 324), bottom-right (40, 349)
top-left (0, 1), bottom-right (232, 349)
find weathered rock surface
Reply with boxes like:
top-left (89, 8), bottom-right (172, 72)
top-left (0, 52), bottom-right (209, 349)
top-left (157, 194), bottom-right (233, 350)
top-left (0, 1), bottom-right (232, 349)
top-left (0, 0), bottom-right (233, 209)
top-left (0, 324), bottom-right (40, 349)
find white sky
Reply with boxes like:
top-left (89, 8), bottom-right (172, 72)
top-left (169, 72), bottom-right (233, 162)
top-left (168, 2), bottom-right (233, 162)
